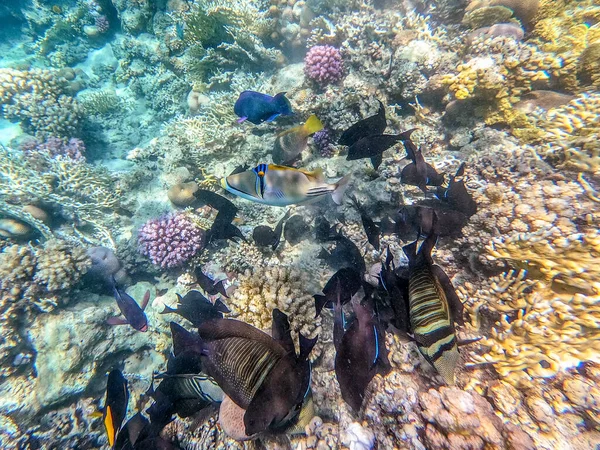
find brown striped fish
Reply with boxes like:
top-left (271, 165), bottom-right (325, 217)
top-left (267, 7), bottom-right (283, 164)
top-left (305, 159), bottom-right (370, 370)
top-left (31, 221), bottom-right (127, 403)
top-left (402, 229), bottom-right (464, 385)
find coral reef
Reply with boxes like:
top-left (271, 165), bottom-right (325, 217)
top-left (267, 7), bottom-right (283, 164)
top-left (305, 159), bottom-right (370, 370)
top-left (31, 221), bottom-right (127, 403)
top-left (0, 68), bottom-right (84, 139)
top-left (229, 266), bottom-right (322, 356)
top-left (138, 213), bottom-right (206, 269)
top-left (20, 136), bottom-right (85, 163)
top-left (304, 45), bottom-right (345, 87)
top-left (312, 128), bottom-right (334, 158)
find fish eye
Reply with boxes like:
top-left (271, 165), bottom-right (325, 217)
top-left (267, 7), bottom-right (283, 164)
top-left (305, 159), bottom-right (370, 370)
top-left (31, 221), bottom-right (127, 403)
top-left (258, 171), bottom-right (265, 177)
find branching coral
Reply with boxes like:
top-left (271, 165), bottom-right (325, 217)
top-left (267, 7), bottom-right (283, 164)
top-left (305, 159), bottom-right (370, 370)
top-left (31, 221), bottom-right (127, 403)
top-left (461, 269), bottom-right (600, 387)
top-left (0, 68), bottom-right (84, 139)
top-left (0, 146), bottom-right (119, 246)
top-left (532, 93), bottom-right (600, 174)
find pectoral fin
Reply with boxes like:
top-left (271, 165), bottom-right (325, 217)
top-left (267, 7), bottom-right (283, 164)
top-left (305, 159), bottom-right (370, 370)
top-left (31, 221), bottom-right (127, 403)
top-left (107, 316), bottom-right (129, 326)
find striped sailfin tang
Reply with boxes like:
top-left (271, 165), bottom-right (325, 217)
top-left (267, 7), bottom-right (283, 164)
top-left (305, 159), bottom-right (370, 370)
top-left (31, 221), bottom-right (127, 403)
top-left (409, 267), bottom-right (458, 385)
top-left (169, 374), bottom-right (224, 404)
top-left (212, 336), bottom-right (282, 406)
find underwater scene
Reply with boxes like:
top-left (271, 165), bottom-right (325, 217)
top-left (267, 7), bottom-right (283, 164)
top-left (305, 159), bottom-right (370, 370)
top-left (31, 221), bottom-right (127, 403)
top-left (0, 0), bottom-right (599, 448)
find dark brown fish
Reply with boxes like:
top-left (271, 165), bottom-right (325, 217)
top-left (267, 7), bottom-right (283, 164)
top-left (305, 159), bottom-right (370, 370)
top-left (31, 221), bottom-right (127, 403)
top-left (334, 292), bottom-right (390, 412)
top-left (194, 268), bottom-right (229, 298)
top-left (347, 130), bottom-right (416, 170)
top-left (318, 231), bottom-right (366, 274)
top-left (102, 369), bottom-right (129, 448)
top-left (349, 194), bottom-right (380, 251)
top-left (314, 267), bottom-right (363, 318)
top-left (403, 226), bottom-right (464, 385)
top-left (161, 291), bottom-right (229, 327)
top-left (109, 281), bottom-right (150, 332)
top-left (400, 136), bottom-right (444, 193)
top-left (434, 163), bottom-right (477, 217)
top-left (339, 100), bottom-right (387, 146)
top-left (196, 315), bottom-right (316, 435)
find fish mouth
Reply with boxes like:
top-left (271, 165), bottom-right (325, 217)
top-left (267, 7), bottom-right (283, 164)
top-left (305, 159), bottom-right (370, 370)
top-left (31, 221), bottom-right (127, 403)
top-left (140, 324), bottom-right (148, 332)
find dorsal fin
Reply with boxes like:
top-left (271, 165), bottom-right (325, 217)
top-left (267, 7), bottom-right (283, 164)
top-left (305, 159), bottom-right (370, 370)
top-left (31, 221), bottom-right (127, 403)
top-left (298, 167), bottom-right (325, 182)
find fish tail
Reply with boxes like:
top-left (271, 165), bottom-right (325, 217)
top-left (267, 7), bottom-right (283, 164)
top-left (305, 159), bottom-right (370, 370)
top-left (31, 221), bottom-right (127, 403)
top-left (331, 175), bottom-right (351, 205)
top-left (313, 294), bottom-right (328, 318)
top-left (304, 114), bottom-right (324, 135)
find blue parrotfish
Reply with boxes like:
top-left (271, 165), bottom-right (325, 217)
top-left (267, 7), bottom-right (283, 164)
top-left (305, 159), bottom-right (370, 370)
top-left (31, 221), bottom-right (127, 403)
top-left (221, 164), bottom-right (350, 206)
top-left (234, 91), bottom-right (293, 125)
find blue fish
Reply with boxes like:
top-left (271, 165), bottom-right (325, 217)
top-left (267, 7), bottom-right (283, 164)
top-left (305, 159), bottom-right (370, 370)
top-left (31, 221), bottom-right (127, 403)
top-left (234, 91), bottom-right (293, 125)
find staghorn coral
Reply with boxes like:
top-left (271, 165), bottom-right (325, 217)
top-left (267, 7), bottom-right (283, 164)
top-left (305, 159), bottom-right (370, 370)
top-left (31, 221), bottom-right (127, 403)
top-left (229, 266), bottom-right (322, 356)
top-left (0, 68), bottom-right (84, 139)
top-left (532, 93), bottom-right (600, 174)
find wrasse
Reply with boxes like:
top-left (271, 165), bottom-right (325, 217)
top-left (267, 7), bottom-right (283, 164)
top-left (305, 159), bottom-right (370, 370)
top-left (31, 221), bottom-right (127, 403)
top-left (221, 164), bottom-right (350, 206)
top-left (402, 229), bottom-right (464, 385)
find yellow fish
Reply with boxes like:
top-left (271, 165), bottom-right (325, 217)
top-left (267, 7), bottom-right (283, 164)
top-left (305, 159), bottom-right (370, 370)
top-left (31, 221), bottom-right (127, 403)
top-left (221, 163), bottom-right (350, 206)
top-left (273, 115), bottom-right (324, 164)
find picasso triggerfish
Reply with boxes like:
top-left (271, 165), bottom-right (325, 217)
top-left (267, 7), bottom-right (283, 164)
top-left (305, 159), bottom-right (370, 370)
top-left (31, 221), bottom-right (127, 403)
top-left (221, 164), bottom-right (350, 206)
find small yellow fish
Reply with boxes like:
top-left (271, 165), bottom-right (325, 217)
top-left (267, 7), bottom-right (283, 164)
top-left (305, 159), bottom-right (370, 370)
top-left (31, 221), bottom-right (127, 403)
top-left (221, 163), bottom-right (350, 206)
top-left (273, 115), bottom-right (324, 164)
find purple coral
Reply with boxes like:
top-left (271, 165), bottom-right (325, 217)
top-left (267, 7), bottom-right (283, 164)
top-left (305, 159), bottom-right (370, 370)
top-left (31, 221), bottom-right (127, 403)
top-left (95, 15), bottom-right (110, 33)
top-left (21, 136), bottom-right (86, 162)
top-left (138, 213), bottom-right (206, 268)
top-left (313, 128), bottom-right (334, 158)
top-left (304, 45), bottom-right (345, 86)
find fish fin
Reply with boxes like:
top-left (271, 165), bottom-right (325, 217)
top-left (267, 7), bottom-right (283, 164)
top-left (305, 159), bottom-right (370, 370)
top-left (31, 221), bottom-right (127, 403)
top-left (237, 117), bottom-right (247, 123)
top-left (298, 167), bottom-right (325, 182)
top-left (90, 410), bottom-right (104, 419)
top-left (215, 280), bottom-right (229, 298)
top-left (141, 290), bottom-right (151, 311)
top-left (313, 294), bottom-right (328, 318)
top-left (317, 248), bottom-right (331, 260)
top-left (214, 298), bottom-right (230, 314)
top-left (272, 309), bottom-right (296, 356)
top-left (170, 322), bottom-right (204, 356)
top-left (419, 226), bottom-right (438, 264)
top-left (426, 164), bottom-right (444, 186)
top-left (402, 239), bottom-right (418, 263)
top-left (370, 154), bottom-right (383, 170)
top-left (304, 114), bottom-right (324, 135)
top-left (431, 265), bottom-right (464, 326)
top-left (455, 162), bottom-right (466, 178)
top-left (105, 405), bottom-right (116, 447)
top-left (298, 332), bottom-right (318, 361)
top-left (331, 175), bottom-right (351, 205)
top-left (160, 304), bottom-right (177, 315)
top-left (107, 316), bottom-right (129, 326)
top-left (457, 336), bottom-right (482, 346)
top-left (266, 113), bottom-right (281, 122)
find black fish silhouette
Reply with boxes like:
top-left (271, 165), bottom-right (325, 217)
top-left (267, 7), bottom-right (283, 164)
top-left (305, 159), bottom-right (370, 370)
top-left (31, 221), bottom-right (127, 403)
top-left (334, 291), bottom-right (390, 412)
top-left (253, 210), bottom-right (290, 250)
top-left (314, 267), bottom-right (363, 318)
top-left (161, 291), bottom-right (229, 327)
top-left (194, 268), bottom-right (228, 298)
top-left (195, 189), bottom-right (244, 242)
top-left (403, 224), bottom-right (464, 385)
top-left (314, 216), bottom-right (337, 242)
top-left (318, 231), bottom-right (366, 274)
top-left (108, 281), bottom-right (150, 332)
top-left (114, 412), bottom-right (149, 450)
top-left (196, 314), bottom-right (316, 435)
top-left (339, 100), bottom-right (387, 146)
top-left (102, 369), bottom-right (129, 448)
top-left (283, 214), bottom-right (310, 246)
top-left (435, 163), bottom-right (477, 217)
top-left (400, 136), bottom-right (444, 193)
top-left (349, 194), bottom-right (380, 251)
top-left (347, 130), bottom-right (416, 170)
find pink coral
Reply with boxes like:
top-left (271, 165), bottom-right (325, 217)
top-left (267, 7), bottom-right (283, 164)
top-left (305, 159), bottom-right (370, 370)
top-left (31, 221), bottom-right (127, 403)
top-left (304, 45), bottom-right (345, 86)
top-left (21, 136), bottom-right (86, 161)
top-left (138, 213), bottom-right (206, 268)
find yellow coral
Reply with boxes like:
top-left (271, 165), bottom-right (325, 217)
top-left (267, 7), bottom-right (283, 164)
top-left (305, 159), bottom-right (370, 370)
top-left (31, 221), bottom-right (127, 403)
top-left (463, 270), bottom-right (600, 387)
top-left (229, 266), bottom-right (322, 358)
